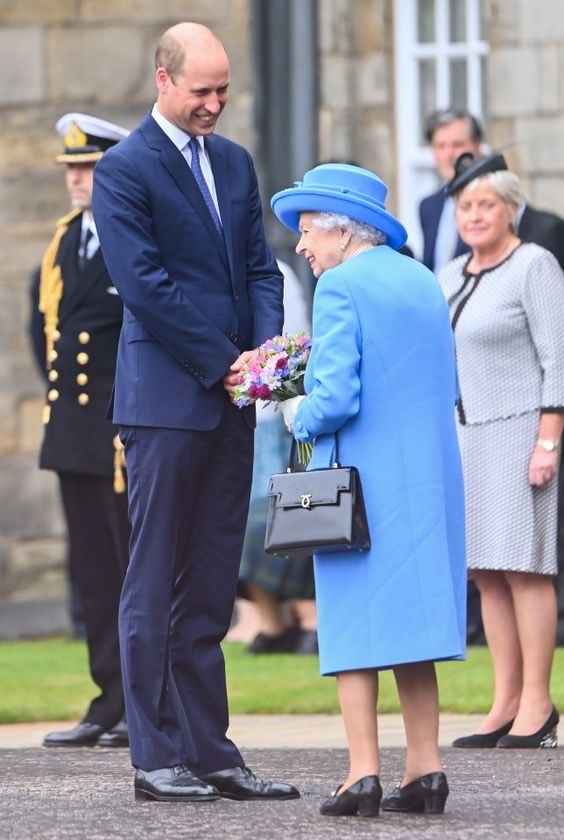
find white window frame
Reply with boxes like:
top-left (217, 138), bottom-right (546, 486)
top-left (394, 0), bottom-right (489, 258)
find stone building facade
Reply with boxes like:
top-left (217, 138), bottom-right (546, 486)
top-left (0, 0), bottom-right (563, 611)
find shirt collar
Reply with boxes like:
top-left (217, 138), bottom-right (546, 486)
top-left (151, 104), bottom-right (205, 152)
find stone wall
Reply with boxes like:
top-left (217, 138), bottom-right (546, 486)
top-left (0, 0), bottom-right (253, 605)
top-left (486, 0), bottom-right (564, 214)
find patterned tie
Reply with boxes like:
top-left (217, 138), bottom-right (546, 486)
top-left (188, 138), bottom-right (223, 233)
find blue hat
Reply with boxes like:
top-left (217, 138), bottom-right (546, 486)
top-left (271, 163), bottom-right (407, 250)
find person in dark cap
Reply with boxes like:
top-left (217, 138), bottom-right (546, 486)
top-left (271, 163), bottom-right (466, 817)
top-left (30, 113), bottom-right (131, 748)
top-left (440, 152), bottom-right (564, 750)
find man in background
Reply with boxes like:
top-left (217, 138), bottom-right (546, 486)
top-left (30, 113), bottom-right (130, 747)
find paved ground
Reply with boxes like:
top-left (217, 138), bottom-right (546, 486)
top-left (1, 716), bottom-right (563, 839)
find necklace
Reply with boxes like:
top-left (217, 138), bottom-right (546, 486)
top-left (344, 244), bottom-right (375, 261)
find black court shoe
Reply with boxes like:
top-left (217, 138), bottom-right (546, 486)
top-left (452, 719), bottom-right (514, 748)
top-left (496, 707), bottom-right (559, 749)
top-left (319, 775), bottom-right (382, 817)
top-left (381, 771), bottom-right (448, 814)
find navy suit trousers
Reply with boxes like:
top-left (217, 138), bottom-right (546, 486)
top-left (119, 398), bottom-right (253, 771)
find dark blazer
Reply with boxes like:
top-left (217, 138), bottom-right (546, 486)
top-left (419, 188), bottom-right (467, 271)
top-left (30, 214), bottom-right (123, 476)
top-left (420, 188), bottom-right (564, 272)
top-left (92, 113), bottom-right (284, 431)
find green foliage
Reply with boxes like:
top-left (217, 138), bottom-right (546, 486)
top-left (0, 638), bottom-right (563, 723)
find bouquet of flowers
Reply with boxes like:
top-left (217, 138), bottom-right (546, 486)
top-left (233, 332), bottom-right (313, 463)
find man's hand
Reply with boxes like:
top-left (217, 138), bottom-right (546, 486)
top-left (223, 350), bottom-right (256, 400)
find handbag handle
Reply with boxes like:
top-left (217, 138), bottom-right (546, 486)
top-left (287, 433), bottom-right (340, 472)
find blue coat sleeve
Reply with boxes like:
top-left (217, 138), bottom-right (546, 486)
top-left (293, 268), bottom-right (361, 442)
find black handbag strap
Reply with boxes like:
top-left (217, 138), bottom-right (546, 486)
top-left (287, 432), bottom-right (340, 472)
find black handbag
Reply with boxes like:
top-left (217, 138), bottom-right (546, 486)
top-left (264, 435), bottom-right (371, 558)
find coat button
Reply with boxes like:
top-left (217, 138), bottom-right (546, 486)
top-left (47, 389), bottom-right (59, 401)
top-left (78, 331), bottom-right (91, 344)
top-left (48, 370), bottom-right (59, 382)
top-left (76, 352), bottom-right (89, 365)
top-left (230, 333), bottom-right (238, 342)
top-left (48, 349), bottom-right (58, 362)
top-left (77, 393), bottom-right (90, 406)
top-left (76, 373), bottom-right (88, 386)
top-left (52, 329), bottom-right (61, 341)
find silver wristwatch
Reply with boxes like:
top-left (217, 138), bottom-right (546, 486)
top-left (536, 438), bottom-right (560, 452)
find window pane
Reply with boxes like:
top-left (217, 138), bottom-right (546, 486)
top-left (481, 56), bottom-right (488, 117)
top-left (479, 0), bottom-right (487, 39)
top-left (419, 59), bottom-right (436, 142)
top-left (449, 0), bottom-right (466, 41)
top-left (450, 59), bottom-right (467, 109)
top-left (417, 0), bottom-right (435, 43)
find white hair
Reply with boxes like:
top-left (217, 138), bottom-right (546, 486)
top-left (312, 212), bottom-right (387, 245)
top-left (459, 170), bottom-right (522, 209)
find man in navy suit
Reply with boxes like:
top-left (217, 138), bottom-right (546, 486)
top-left (419, 109), bottom-right (484, 273)
top-left (92, 22), bottom-right (298, 803)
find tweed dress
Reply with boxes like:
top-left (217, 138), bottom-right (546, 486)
top-left (440, 243), bottom-right (564, 575)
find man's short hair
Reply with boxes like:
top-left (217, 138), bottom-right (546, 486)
top-left (423, 108), bottom-right (485, 144)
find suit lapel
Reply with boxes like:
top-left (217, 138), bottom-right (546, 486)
top-left (59, 226), bottom-right (109, 320)
top-left (140, 115), bottom-right (230, 272)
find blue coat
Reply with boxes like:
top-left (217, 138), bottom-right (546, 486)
top-left (293, 246), bottom-right (466, 674)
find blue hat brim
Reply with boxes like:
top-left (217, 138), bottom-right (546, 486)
top-left (271, 186), bottom-right (407, 251)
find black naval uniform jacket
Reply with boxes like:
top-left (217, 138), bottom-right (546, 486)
top-left (30, 212), bottom-right (123, 477)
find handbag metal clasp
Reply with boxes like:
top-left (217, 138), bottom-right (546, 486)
top-left (300, 493), bottom-right (312, 509)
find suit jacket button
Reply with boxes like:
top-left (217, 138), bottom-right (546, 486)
top-left (48, 369), bottom-right (59, 382)
top-left (47, 389), bottom-right (59, 401)
top-left (76, 352), bottom-right (89, 365)
top-left (78, 331), bottom-right (91, 344)
top-left (77, 393), bottom-right (90, 406)
top-left (230, 333), bottom-right (238, 342)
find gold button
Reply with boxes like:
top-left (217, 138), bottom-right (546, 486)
top-left (48, 369), bottom-right (59, 382)
top-left (47, 389), bottom-right (59, 401)
top-left (77, 393), bottom-right (90, 406)
top-left (76, 373), bottom-right (88, 386)
top-left (48, 349), bottom-right (58, 362)
top-left (78, 331), bottom-right (90, 345)
top-left (52, 329), bottom-right (61, 341)
top-left (76, 352), bottom-right (89, 365)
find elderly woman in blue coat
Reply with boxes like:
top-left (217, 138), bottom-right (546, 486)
top-left (271, 164), bottom-right (466, 818)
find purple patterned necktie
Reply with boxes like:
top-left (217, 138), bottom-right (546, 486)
top-left (188, 138), bottom-right (223, 233)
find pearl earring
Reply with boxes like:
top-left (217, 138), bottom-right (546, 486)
top-left (340, 244), bottom-right (346, 251)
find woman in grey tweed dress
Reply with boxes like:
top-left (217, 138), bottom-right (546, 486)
top-left (440, 152), bottom-right (564, 749)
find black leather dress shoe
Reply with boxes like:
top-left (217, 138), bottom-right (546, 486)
top-left (43, 722), bottom-right (106, 747)
top-left (293, 630), bottom-right (319, 655)
top-left (97, 719), bottom-right (129, 748)
top-left (201, 766), bottom-right (300, 800)
top-left (134, 766), bottom-right (220, 802)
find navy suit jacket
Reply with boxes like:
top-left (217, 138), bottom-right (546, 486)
top-left (420, 188), bottom-right (564, 273)
top-left (92, 113), bottom-right (284, 431)
top-left (419, 188), bottom-right (467, 271)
